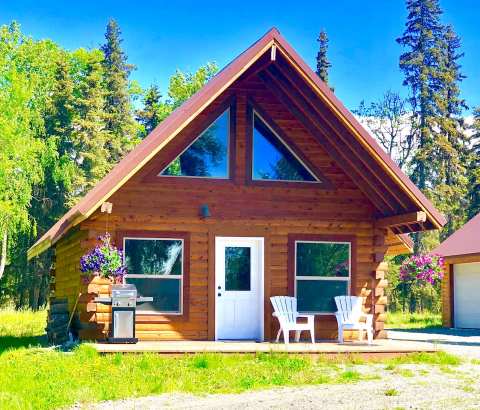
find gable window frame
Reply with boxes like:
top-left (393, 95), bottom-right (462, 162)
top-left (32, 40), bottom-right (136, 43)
top-left (152, 97), bottom-right (236, 183)
top-left (117, 230), bottom-right (190, 322)
top-left (288, 234), bottom-right (356, 315)
top-left (246, 99), bottom-right (330, 187)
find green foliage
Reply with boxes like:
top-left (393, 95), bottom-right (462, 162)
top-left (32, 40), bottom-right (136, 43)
top-left (101, 19), bottom-right (139, 159)
top-left (386, 256), bottom-right (441, 314)
top-left (0, 20), bottom-right (142, 308)
top-left (167, 62), bottom-right (218, 109)
top-left (397, 0), bottom-right (445, 192)
top-left (136, 84), bottom-right (163, 137)
top-left (397, 0), bottom-right (470, 247)
top-left (467, 108), bottom-right (480, 219)
top-left (0, 22), bottom-right (62, 286)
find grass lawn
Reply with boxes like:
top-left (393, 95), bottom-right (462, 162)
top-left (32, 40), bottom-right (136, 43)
top-left (0, 308), bottom-right (460, 410)
top-left (385, 311), bottom-right (442, 329)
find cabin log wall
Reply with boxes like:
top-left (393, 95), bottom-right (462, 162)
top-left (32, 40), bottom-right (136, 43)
top-left (53, 228), bottom-right (89, 312)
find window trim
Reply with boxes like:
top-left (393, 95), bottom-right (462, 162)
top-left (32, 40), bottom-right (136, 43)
top-left (116, 231), bottom-right (190, 322)
top-left (288, 234), bottom-right (356, 316)
top-left (158, 107), bottom-right (231, 180)
top-left (246, 98), bottom-right (333, 189)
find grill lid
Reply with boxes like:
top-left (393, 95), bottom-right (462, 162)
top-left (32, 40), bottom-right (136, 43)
top-left (111, 283), bottom-right (137, 298)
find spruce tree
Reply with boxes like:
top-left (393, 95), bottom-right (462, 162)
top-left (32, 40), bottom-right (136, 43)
top-left (397, 0), bottom-right (445, 194)
top-left (397, 0), bottom-right (449, 251)
top-left (136, 85), bottom-right (162, 137)
top-left (316, 30), bottom-right (332, 86)
top-left (37, 54), bottom-right (76, 225)
top-left (432, 25), bottom-right (469, 238)
top-left (467, 108), bottom-right (480, 219)
top-left (101, 19), bottom-right (138, 161)
top-left (70, 49), bottom-right (111, 204)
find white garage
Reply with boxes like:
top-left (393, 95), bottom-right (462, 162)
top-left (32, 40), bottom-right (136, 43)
top-left (434, 213), bottom-right (480, 329)
top-left (454, 263), bottom-right (480, 328)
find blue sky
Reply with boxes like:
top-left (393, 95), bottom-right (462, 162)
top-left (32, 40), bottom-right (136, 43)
top-left (2, 0), bottom-right (479, 111)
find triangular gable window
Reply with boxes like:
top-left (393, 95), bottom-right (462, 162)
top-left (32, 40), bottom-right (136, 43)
top-left (252, 112), bottom-right (318, 182)
top-left (161, 109), bottom-right (230, 178)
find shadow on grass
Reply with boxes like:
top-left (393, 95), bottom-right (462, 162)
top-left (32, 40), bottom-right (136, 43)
top-left (0, 334), bottom-right (48, 354)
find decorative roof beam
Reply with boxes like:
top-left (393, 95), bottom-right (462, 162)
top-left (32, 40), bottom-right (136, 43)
top-left (376, 211), bottom-right (427, 228)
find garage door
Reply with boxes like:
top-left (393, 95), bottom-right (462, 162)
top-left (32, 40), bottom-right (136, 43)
top-left (454, 263), bottom-right (480, 328)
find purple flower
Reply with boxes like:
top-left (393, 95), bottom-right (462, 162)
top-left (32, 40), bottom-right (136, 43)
top-left (80, 234), bottom-right (127, 281)
top-left (399, 253), bottom-right (444, 286)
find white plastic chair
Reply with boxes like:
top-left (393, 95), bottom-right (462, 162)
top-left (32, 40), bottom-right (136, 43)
top-left (270, 296), bottom-right (315, 344)
top-left (334, 296), bottom-right (373, 345)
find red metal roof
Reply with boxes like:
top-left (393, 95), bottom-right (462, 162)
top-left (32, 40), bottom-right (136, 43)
top-left (434, 213), bottom-right (480, 257)
top-left (28, 27), bottom-right (445, 259)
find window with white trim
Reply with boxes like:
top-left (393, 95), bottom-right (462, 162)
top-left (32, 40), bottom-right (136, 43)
top-left (295, 241), bottom-right (351, 314)
top-left (123, 237), bottom-right (184, 314)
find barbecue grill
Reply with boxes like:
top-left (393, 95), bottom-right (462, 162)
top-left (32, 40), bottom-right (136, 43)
top-left (95, 284), bottom-right (152, 343)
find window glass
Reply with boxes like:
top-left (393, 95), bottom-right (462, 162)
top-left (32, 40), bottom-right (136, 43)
top-left (124, 239), bottom-right (182, 276)
top-left (252, 113), bottom-right (316, 182)
top-left (127, 277), bottom-right (181, 313)
top-left (124, 238), bottom-right (184, 314)
top-left (295, 241), bottom-right (350, 313)
top-left (225, 246), bottom-right (251, 291)
top-left (297, 280), bottom-right (348, 313)
top-left (296, 242), bottom-right (349, 277)
top-left (161, 109), bottom-right (229, 178)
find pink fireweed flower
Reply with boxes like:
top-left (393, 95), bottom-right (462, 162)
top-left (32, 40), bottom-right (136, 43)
top-left (399, 253), bottom-right (444, 286)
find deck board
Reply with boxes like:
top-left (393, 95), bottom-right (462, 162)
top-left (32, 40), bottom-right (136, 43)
top-left (91, 339), bottom-right (436, 355)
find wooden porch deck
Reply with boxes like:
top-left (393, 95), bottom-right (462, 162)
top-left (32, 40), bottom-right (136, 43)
top-left (91, 338), bottom-right (436, 356)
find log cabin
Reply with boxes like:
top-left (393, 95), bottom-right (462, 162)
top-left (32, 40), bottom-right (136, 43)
top-left (28, 28), bottom-right (445, 342)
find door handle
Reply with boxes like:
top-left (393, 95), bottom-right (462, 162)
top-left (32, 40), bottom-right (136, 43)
top-left (218, 285), bottom-right (221, 290)
top-left (217, 293), bottom-right (221, 297)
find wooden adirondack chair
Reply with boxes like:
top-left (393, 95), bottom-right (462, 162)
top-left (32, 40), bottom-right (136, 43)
top-left (270, 296), bottom-right (315, 344)
top-left (334, 296), bottom-right (373, 345)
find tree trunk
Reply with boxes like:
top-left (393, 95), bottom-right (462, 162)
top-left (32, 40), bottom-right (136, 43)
top-left (0, 229), bottom-right (7, 280)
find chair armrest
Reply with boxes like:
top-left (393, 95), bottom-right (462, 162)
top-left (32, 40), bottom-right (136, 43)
top-left (297, 314), bottom-right (315, 324)
top-left (360, 313), bottom-right (373, 327)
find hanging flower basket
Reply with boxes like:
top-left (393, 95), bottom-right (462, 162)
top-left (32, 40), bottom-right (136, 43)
top-left (399, 253), bottom-right (445, 285)
top-left (80, 233), bottom-right (126, 284)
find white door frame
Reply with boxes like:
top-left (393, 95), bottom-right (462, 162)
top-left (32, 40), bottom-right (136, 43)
top-left (214, 236), bottom-right (264, 341)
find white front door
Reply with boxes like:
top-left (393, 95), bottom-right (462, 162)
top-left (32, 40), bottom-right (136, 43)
top-left (215, 237), bottom-right (264, 340)
top-left (454, 262), bottom-right (480, 328)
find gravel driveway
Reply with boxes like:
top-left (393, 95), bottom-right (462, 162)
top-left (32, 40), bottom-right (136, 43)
top-left (79, 328), bottom-right (480, 410)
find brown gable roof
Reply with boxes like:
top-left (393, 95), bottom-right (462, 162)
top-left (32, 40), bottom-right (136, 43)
top-left (434, 213), bottom-right (480, 258)
top-left (28, 28), bottom-right (445, 259)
